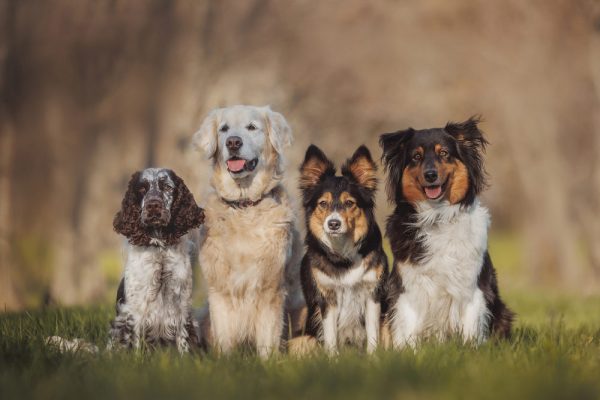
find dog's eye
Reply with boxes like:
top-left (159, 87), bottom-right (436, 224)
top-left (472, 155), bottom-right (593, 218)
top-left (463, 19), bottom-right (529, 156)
top-left (439, 149), bottom-right (448, 157)
top-left (412, 153), bottom-right (422, 162)
top-left (219, 124), bottom-right (229, 133)
top-left (344, 200), bottom-right (355, 208)
top-left (318, 200), bottom-right (328, 208)
top-left (246, 123), bottom-right (257, 131)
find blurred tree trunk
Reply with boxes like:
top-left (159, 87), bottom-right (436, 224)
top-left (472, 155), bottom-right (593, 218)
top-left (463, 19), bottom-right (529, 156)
top-left (579, 19), bottom-right (600, 279)
top-left (0, 0), bottom-right (21, 310)
top-left (0, 116), bottom-right (21, 310)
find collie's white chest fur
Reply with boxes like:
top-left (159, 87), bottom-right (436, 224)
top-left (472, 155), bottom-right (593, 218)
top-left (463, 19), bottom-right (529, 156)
top-left (314, 255), bottom-right (380, 348)
top-left (391, 200), bottom-right (491, 347)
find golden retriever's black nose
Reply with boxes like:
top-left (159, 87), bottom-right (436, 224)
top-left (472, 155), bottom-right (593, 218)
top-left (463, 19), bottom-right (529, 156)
top-left (424, 169), bottom-right (438, 183)
top-left (327, 219), bottom-right (341, 231)
top-left (226, 136), bottom-right (243, 151)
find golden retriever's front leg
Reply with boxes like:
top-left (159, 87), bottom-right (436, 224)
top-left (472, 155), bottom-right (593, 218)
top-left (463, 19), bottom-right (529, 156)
top-left (254, 294), bottom-right (284, 358)
top-left (209, 292), bottom-right (237, 354)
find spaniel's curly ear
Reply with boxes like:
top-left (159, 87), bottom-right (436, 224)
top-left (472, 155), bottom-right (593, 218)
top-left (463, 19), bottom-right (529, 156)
top-left (445, 116), bottom-right (488, 202)
top-left (264, 106), bottom-right (293, 155)
top-left (379, 128), bottom-right (415, 203)
top-left (193, 109), bottom-right (220, 159)
top-left (113, 171), bottom-right (149, 245)
top-left (165, 171), bottom-right (204, 244)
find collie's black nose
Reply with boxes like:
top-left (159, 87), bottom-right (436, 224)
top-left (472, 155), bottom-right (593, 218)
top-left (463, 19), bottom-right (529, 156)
top-left (327, 219), bottom-right (341, 231)
top-left (424, 169), bottom-right (438, 183)
top-left (226, 136), bottom-right (243, 151)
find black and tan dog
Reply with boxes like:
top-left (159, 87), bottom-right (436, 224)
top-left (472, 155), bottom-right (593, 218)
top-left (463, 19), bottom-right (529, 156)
top-left (297, 145), bottom-right (388, 354)
top-left (379, 117), bottom-right (513, 348)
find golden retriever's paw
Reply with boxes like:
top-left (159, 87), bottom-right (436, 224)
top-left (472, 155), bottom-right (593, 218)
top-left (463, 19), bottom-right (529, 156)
top-left (287, 335), bottom-right (319, 357)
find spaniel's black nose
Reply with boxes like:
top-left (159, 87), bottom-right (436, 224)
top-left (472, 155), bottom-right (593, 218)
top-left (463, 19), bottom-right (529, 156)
top-left (327, 219), bottom-right (341, 231)
top-left (145, 199), bottom-right (163, 216)
top-left (226, 136), bottom-right (243, 152)
top-left (424, 169), bottom-right (438, 183)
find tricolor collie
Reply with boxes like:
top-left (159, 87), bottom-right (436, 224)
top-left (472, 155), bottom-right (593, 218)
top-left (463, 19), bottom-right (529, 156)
top-left (379, 117), bottom-right (513, 348)
top-left (299, 145), bottom-right (388, 354)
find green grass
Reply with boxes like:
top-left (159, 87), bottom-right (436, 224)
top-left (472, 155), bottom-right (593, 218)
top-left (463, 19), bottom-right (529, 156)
top-left (2, 232), bottom-right (600, 400)
top-left (1, 300), bottom-right (599, 400)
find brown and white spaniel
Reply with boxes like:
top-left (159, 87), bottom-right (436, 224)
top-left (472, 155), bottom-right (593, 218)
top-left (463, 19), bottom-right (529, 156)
top-left (110, 168), bottom-right (204, 353)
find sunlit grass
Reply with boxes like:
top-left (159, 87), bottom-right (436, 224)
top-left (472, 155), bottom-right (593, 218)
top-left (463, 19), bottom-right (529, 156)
top-left (2, 233), bottom-right (600, 399)
top-left (0, 305), bottom-right (599, 400)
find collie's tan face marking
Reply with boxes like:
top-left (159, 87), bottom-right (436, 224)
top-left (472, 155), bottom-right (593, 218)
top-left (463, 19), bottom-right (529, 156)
top-left (339, 192), bottom-right (368, 243)
top-left (309, 192), bottom-right (332, 240)
top-left (402, 144), bottom-right (470, 205)
top-left (308, 191), bottom-right (368, 244)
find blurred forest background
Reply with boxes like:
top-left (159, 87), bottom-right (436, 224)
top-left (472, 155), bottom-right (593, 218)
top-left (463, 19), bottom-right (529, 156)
top-left (1, 0), bottom-right (600, 310)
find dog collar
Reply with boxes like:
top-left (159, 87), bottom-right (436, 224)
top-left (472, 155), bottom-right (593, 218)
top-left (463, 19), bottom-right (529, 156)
top-left (221, 197), bottom-right (263, 209)
top-left (220, 187), bottom-right (280, 209)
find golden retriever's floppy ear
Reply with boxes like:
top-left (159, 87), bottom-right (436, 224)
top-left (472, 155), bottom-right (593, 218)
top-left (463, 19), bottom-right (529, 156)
top-left (263, 106), bottom-right (293, 155)
top-left (299, 145), bottom-right (335, 191)
top-left (341, 145), bottom-right (377, 192)
top-left (193, 109), bottom-right (220, 159)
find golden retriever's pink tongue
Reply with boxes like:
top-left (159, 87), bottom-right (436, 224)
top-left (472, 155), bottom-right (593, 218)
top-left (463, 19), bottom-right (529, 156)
top-left (425, 186), bottom-right (442, 199)
top-left (227, 159), bottom-right (246, 172)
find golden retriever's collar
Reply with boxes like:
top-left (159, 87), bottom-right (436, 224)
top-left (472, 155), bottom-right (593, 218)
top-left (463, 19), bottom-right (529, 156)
top-left (220, 186), bottom-right (281, 209)
top-left (221, 197), bottom-right (264, 209)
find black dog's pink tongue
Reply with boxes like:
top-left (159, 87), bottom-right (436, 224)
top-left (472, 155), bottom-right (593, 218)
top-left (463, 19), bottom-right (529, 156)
top-left (227, 159), bottom-right (246, 172)
top-left (425, 186), bottom-right (442, 199)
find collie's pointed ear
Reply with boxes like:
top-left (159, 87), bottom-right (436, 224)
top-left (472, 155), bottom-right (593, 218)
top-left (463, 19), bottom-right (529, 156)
top-left (379, 128), bottom-right (414, 202)
top-left (445, 116), bottom-right (488, 198)
top-left (342, 145), bottom-right (377, 192)
top-left (299, 145), bottom-right (335, 191)
top-left (193, 109), bottom-right (220, 159)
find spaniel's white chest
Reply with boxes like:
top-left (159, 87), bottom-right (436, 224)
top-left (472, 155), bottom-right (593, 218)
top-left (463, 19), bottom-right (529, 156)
top-left (123, 242), bottom-right (192, 319)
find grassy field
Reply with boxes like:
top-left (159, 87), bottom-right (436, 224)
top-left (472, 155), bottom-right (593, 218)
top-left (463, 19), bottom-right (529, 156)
top-left (2, 234), bottom-right (600, 400)
top-left (1, 296), bottom-right (599, 400)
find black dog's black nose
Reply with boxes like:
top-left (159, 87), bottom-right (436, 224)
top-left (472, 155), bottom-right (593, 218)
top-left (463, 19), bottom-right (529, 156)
top-left (424, 169), bottom-right (438, 183)
top-left (145, 199), bottom-right (163, 215)
top-left (226, 136), bottom-right (243, 152)
top-left (327, 219), bottom-right (341, 231)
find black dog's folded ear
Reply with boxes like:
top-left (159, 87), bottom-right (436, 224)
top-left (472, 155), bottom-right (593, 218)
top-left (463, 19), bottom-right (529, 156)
top-left (299, 145), bottom-right (336, 191)
top-left (379, 128), bottom-right (414, 202)
top-left (444, 116), bottom-right (488, 198)
top-left (444, 115), bottom-right (488, 152)
top-left (113, 171), bottom-right (145, 241)
top-left (165, 171), bottom-right (204, 245)
top-left (342, 145), bottom-right (377, 193)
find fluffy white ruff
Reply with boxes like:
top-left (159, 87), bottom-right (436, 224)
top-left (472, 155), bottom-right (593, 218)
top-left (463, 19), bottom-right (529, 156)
top-left (390, 199), bottom-right (491, 348)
